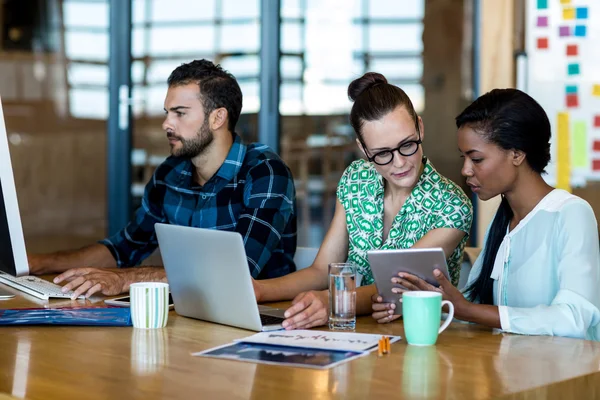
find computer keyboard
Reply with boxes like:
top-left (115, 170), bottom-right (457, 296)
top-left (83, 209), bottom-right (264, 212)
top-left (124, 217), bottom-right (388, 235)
top-left (260, 313), bottom-right (285, 326)
top-left (0, 273), bottom-right (84, 300)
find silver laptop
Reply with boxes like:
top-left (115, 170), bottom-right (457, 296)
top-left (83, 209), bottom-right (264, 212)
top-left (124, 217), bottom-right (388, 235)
top-left (155, 223), bottom-right (286, 331)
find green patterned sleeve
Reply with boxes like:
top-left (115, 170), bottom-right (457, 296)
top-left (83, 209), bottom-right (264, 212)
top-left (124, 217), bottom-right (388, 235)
top-left (336, 161), bottom-right (357, 206)
top-left (432, 186), bottom-right (473, 236)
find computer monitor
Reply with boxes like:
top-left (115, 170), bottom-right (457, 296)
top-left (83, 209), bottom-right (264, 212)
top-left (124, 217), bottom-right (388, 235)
top-left (0, 97), bottom-right (29, 277)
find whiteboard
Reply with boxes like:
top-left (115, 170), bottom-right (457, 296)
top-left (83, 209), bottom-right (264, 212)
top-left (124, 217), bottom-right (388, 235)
top-left (525, 0), bottom-right (600, 188)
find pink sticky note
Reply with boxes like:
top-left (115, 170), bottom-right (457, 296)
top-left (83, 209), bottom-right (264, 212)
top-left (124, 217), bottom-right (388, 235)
top-left (537, 16), bottom-right (548, 27)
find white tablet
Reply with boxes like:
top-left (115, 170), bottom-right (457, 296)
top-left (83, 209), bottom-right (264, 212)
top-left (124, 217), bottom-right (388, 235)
top-left (367, 248), bottom-right (450, 315)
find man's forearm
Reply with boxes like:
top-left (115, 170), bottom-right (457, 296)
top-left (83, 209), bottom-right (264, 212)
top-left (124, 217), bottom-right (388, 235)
top-left (120, 267), bottom-right (167, 292)
top-left (258, 267), bottom-right (328, 302)
top-left (29, 244), bottom-right (117, 275)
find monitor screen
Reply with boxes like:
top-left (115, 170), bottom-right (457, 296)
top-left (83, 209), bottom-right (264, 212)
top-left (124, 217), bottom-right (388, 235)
top-left (0, 98), bottom-right (29, 277)
top-left (0, 180), bottom-right (17, 275)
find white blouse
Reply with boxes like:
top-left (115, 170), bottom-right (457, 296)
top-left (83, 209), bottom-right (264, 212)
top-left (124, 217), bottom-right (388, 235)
top-left (467, 189), bottom-right (600, 340)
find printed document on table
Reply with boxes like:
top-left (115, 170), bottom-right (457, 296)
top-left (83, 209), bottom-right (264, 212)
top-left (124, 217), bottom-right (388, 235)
top-left (234, 330), bottom-right (401, 353)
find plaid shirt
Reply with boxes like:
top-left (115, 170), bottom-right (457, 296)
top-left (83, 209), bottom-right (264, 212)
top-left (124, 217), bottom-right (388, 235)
top-left (100, 134), bottom-right (297, 279)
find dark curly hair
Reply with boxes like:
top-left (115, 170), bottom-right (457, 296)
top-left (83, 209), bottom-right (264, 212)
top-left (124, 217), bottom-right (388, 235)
top-left (167, 59), bottom-right (243, 132)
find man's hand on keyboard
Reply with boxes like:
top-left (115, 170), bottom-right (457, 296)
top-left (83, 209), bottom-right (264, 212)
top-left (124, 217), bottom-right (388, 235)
top-left (53, 268), bottom-right (128, 300)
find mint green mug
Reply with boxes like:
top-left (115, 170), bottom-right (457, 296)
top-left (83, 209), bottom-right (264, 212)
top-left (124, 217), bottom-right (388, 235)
top-left (402, 291), bottom-right (454, 346)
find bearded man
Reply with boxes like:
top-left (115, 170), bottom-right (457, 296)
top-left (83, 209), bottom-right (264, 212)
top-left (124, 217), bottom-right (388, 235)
top-left (30, 60), bottom-right (297, 299)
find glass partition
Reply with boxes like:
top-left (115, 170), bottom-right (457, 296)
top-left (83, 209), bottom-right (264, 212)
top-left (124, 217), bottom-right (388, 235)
top-left (1, 0), bottom-right (110, 252)
top-left (279, 0), bottom-right (425, 246)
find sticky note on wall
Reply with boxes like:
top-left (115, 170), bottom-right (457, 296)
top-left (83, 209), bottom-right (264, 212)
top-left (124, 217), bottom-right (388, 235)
top-left (557, 113), bottom-right (571, 192)
top-left (566, 94), bottom-right (579, 108)
top-left (566, 85), bottom-right (577, 94)
top-left (593, 85), bottom-right (600, 97)
top-left (537, 16), bottom-right (548, 27)
top-left (537, 38), bottom-right (549, 49)
top-left (593, 160), bottom-right (600, 172)
top-left (576, 7), bottom-right (588, 19)
top-left (568, 63), bottom-right (580, 75)
top-left (560, 26), bottom-right (571, 36)
top-left (574, 25), bottom-right (587, 37)
top-left (537, 0), bottom-right (548, 9)
top-left (563, 8), bottom-right (575, 20)
top-left (572, 121), bottom-right (588, 168)
top-left (560, 0), bottom-right (571, 4)
top-left (566, 44), bottom-right (578, 56)
top-left (595, 116), bottom-right (600, 128)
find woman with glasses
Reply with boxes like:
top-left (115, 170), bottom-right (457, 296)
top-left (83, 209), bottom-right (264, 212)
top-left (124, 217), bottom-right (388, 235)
top-left (253, 72), bottom-right (473, 329)
top-left (385, 89), bottom-right (600, 339)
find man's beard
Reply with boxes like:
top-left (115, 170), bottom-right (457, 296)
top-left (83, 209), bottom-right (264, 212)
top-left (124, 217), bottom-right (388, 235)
top-left (169, 119), bottom-right (214, 158)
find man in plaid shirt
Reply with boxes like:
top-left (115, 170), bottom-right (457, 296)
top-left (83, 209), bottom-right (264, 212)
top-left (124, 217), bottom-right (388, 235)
top-left (29, 60), bottom-right (297, 299)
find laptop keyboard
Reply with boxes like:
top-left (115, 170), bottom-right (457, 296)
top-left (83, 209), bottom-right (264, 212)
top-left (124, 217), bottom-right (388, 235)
top-left (260, 314), bottom-right (285, 326)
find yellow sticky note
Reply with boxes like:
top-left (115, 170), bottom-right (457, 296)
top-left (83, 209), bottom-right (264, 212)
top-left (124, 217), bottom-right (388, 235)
top-left (561, 0), bottom-right (571, 4)
top-left (593, 85), bottom-right (600, 97)
top-left (556, 112), bottom-right (571, 192)
top-left (563, 7), bottom-right (575, 20)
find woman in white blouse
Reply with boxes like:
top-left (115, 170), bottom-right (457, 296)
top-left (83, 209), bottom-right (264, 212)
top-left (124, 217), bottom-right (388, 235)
top-left (377, 88), bottom-right (600, 340)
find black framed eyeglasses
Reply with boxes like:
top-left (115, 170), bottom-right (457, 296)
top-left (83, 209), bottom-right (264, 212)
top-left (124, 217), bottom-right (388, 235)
top-left (362, 132), bottom-right (422, 166)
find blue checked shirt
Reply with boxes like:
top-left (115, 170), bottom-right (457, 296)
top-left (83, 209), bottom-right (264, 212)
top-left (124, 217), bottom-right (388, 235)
top-left (100, 134), bottom-right (297, 279)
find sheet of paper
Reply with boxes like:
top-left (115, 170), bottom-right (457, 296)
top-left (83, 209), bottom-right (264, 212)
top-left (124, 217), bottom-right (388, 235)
top-left (234, 330), bottom-right (401, 353)
top-left (192, 342), bottom-right (367, 370)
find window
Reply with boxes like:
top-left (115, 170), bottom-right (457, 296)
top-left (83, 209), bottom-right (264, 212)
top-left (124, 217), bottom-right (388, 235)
top-left (280, 0), bottom-right (425, 115)
top-left (64, 0), bottom-right (261, 119)
top-left (63, 0), bottom-right (110, 119)
top-left (132, 0), bottom-right (261, 117)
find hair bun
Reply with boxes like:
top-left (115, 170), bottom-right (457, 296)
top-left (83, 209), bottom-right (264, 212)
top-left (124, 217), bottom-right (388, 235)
top-left (348, 72), bottom-right (388, 102)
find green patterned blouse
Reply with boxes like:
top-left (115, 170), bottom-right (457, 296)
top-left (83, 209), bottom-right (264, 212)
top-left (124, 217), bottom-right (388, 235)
top-left (336, 158), bottom-right (473, 287)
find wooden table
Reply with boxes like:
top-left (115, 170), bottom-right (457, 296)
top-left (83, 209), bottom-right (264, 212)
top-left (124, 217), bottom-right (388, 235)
top-left (1, 286), bottom-right (600, 399)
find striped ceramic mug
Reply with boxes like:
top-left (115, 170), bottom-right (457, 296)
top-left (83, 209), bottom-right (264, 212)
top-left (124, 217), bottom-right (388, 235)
top-left (130, 282), bottom-right (170, 329)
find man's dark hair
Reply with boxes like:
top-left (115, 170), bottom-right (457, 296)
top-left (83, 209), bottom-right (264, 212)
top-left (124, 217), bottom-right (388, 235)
top-left (167, 59), bottom-right (243, 132)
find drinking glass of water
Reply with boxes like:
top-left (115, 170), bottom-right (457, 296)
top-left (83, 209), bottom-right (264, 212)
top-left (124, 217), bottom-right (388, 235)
top-left (328, 263), bottom-right (356, 330)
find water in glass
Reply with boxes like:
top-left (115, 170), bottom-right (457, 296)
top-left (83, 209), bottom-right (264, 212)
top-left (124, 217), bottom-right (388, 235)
top-left (328, 264), bottom-right (356, 330)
